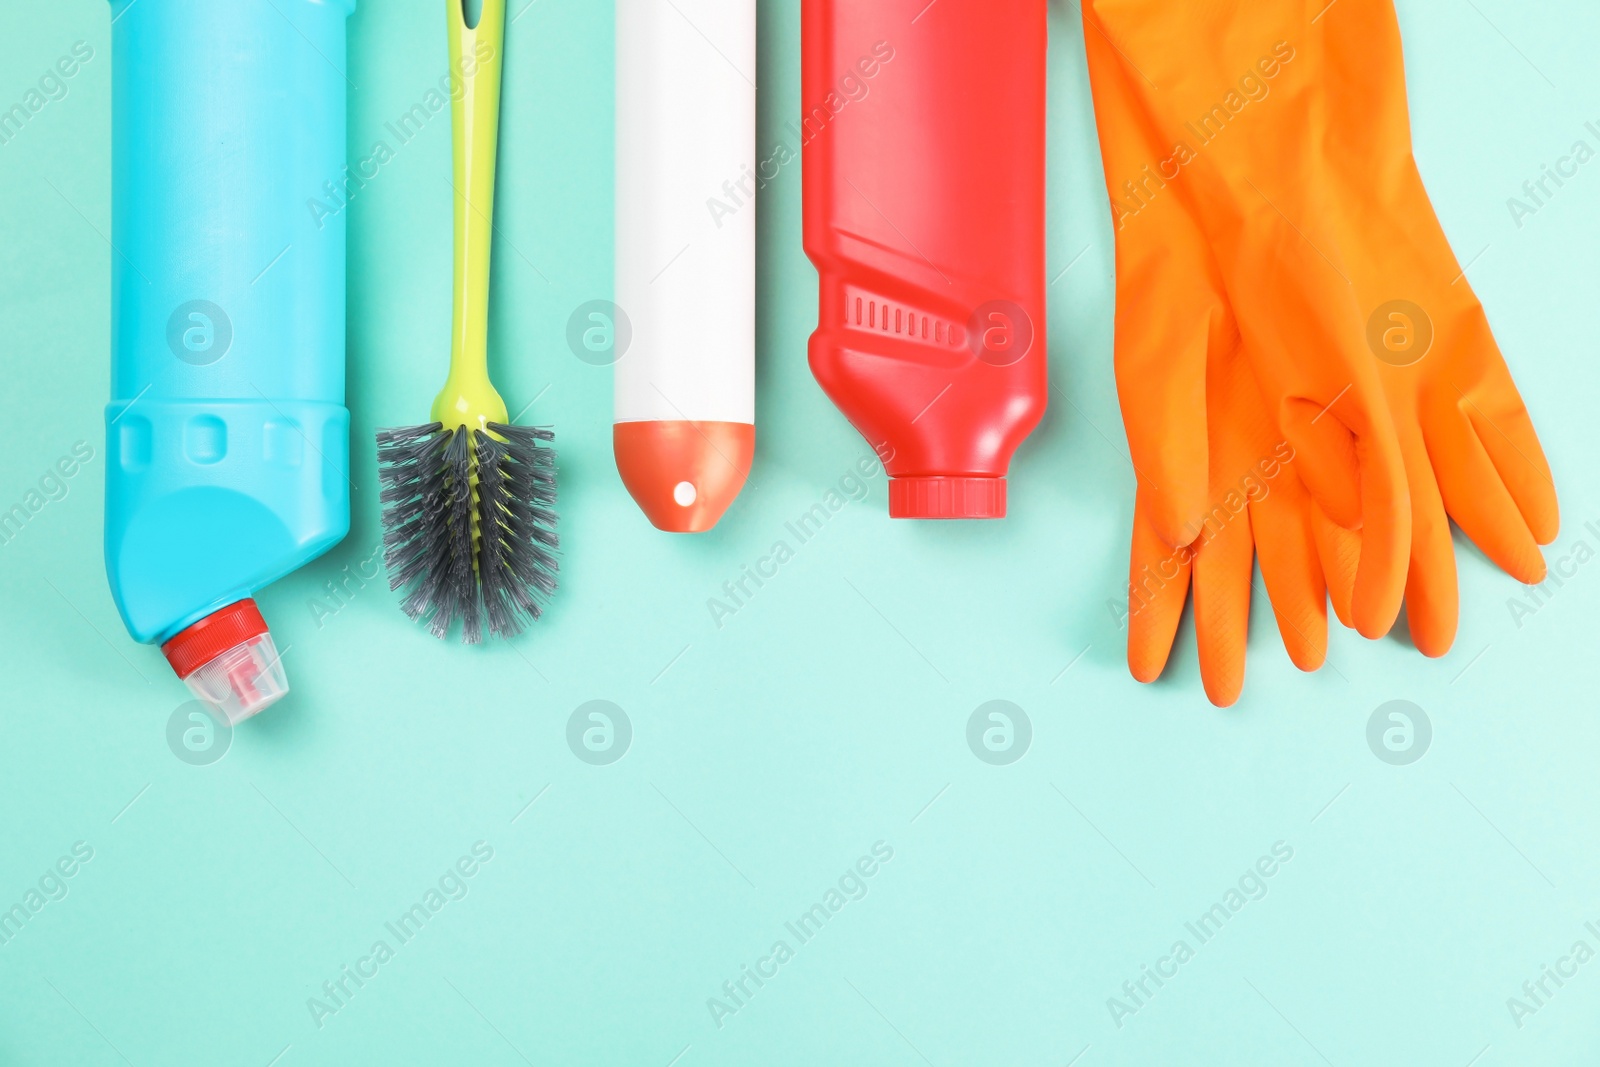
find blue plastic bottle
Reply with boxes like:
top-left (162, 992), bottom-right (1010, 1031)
top-left (105, 0), bottom-right (355, 721)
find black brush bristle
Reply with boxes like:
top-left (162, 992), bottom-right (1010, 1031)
top-left (376, 421), bottom-right (559, 642)
top-left (479, 423), bottom-right (559, 638)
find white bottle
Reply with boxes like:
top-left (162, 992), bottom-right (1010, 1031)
top-left (614, 0), bottom-right (756, 532)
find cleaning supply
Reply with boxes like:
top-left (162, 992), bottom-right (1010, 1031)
top-left (1086, 0), bottom-right (1558, 700)
top-left (1081, 0), bottom-right (1411, 641)
top-left (1089, 28), bottom-right (1345, 705)
top-left (613, 0), bottom-right (756, 533)
top-left (802, 0), bottom-right (1048, 519)
top-left (104, 0), bottom-right (356, 723)
top-left (376, 0), bottom-right (558, 641)
top-left (1311, 0), bottom-right (1557, 655)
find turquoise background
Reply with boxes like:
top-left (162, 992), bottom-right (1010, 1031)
top-left (2, 0), bottom-right (1598, 1063)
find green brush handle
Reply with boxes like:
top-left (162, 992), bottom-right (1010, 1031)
top-left (433, 0), bottom-right (509, 432)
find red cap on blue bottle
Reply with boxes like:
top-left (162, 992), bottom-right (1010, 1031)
top-left (161, 600), bottom-right (289, 723)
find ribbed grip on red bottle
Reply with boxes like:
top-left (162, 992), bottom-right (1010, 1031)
top-left (888, 476), bottom-right (1007, 519)
top-left (161, 600), bottom-right (269, 679)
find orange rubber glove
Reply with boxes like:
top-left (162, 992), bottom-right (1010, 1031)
top-left (1088, 0), bottom-right (1560, 696)
top-left (1087, 14), bottom-right (1349, 705)
top-left (1307, 0), bottom-right (1559, 655)
top-left (1082, 0), bottom-right (1411, 642)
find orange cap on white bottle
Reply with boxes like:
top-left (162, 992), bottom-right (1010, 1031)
top-left (615, 0), bottom-right (756, 532)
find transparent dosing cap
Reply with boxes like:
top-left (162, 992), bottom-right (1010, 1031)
top-left (161, 600), bottom-right (288, 724)
top-left (181, 632), bottom-right (289, 723)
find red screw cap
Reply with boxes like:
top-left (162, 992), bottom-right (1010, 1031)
top-left (161, 600), bottom-right (269, 679)
top-left (888, 476), bottom-right (1007, 520)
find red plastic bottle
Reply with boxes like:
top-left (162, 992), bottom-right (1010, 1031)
top-left (802, 0), bottom-right (1048, 519)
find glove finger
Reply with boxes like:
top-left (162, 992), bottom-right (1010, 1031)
top-left (1454, 355), bottom-right (1560, 545)
top-left (1083, 20), bottom-right (1214, 546)
top-left (1313, 502), bottom-right (1360, 631)
top-left (1279, 396), bottom-right (1362, 530)
top-left (1249, 475), bottom-right (1327, 673)
top-left (1349, 403), bottom-right (1410, 639)
top-left (1126, 490), bottom-right (1192, 684)
top-left (1114, 311), bottom-right (1212, 547)
top-left (1192, 507), bottom-right (1255, 708)
top-left (1426, 399), bottom-right (1548, 585)
top-left (1289, 384), bottom-right (1410, 639)
top-left (1398, 429), bottom-right (1459, 658)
